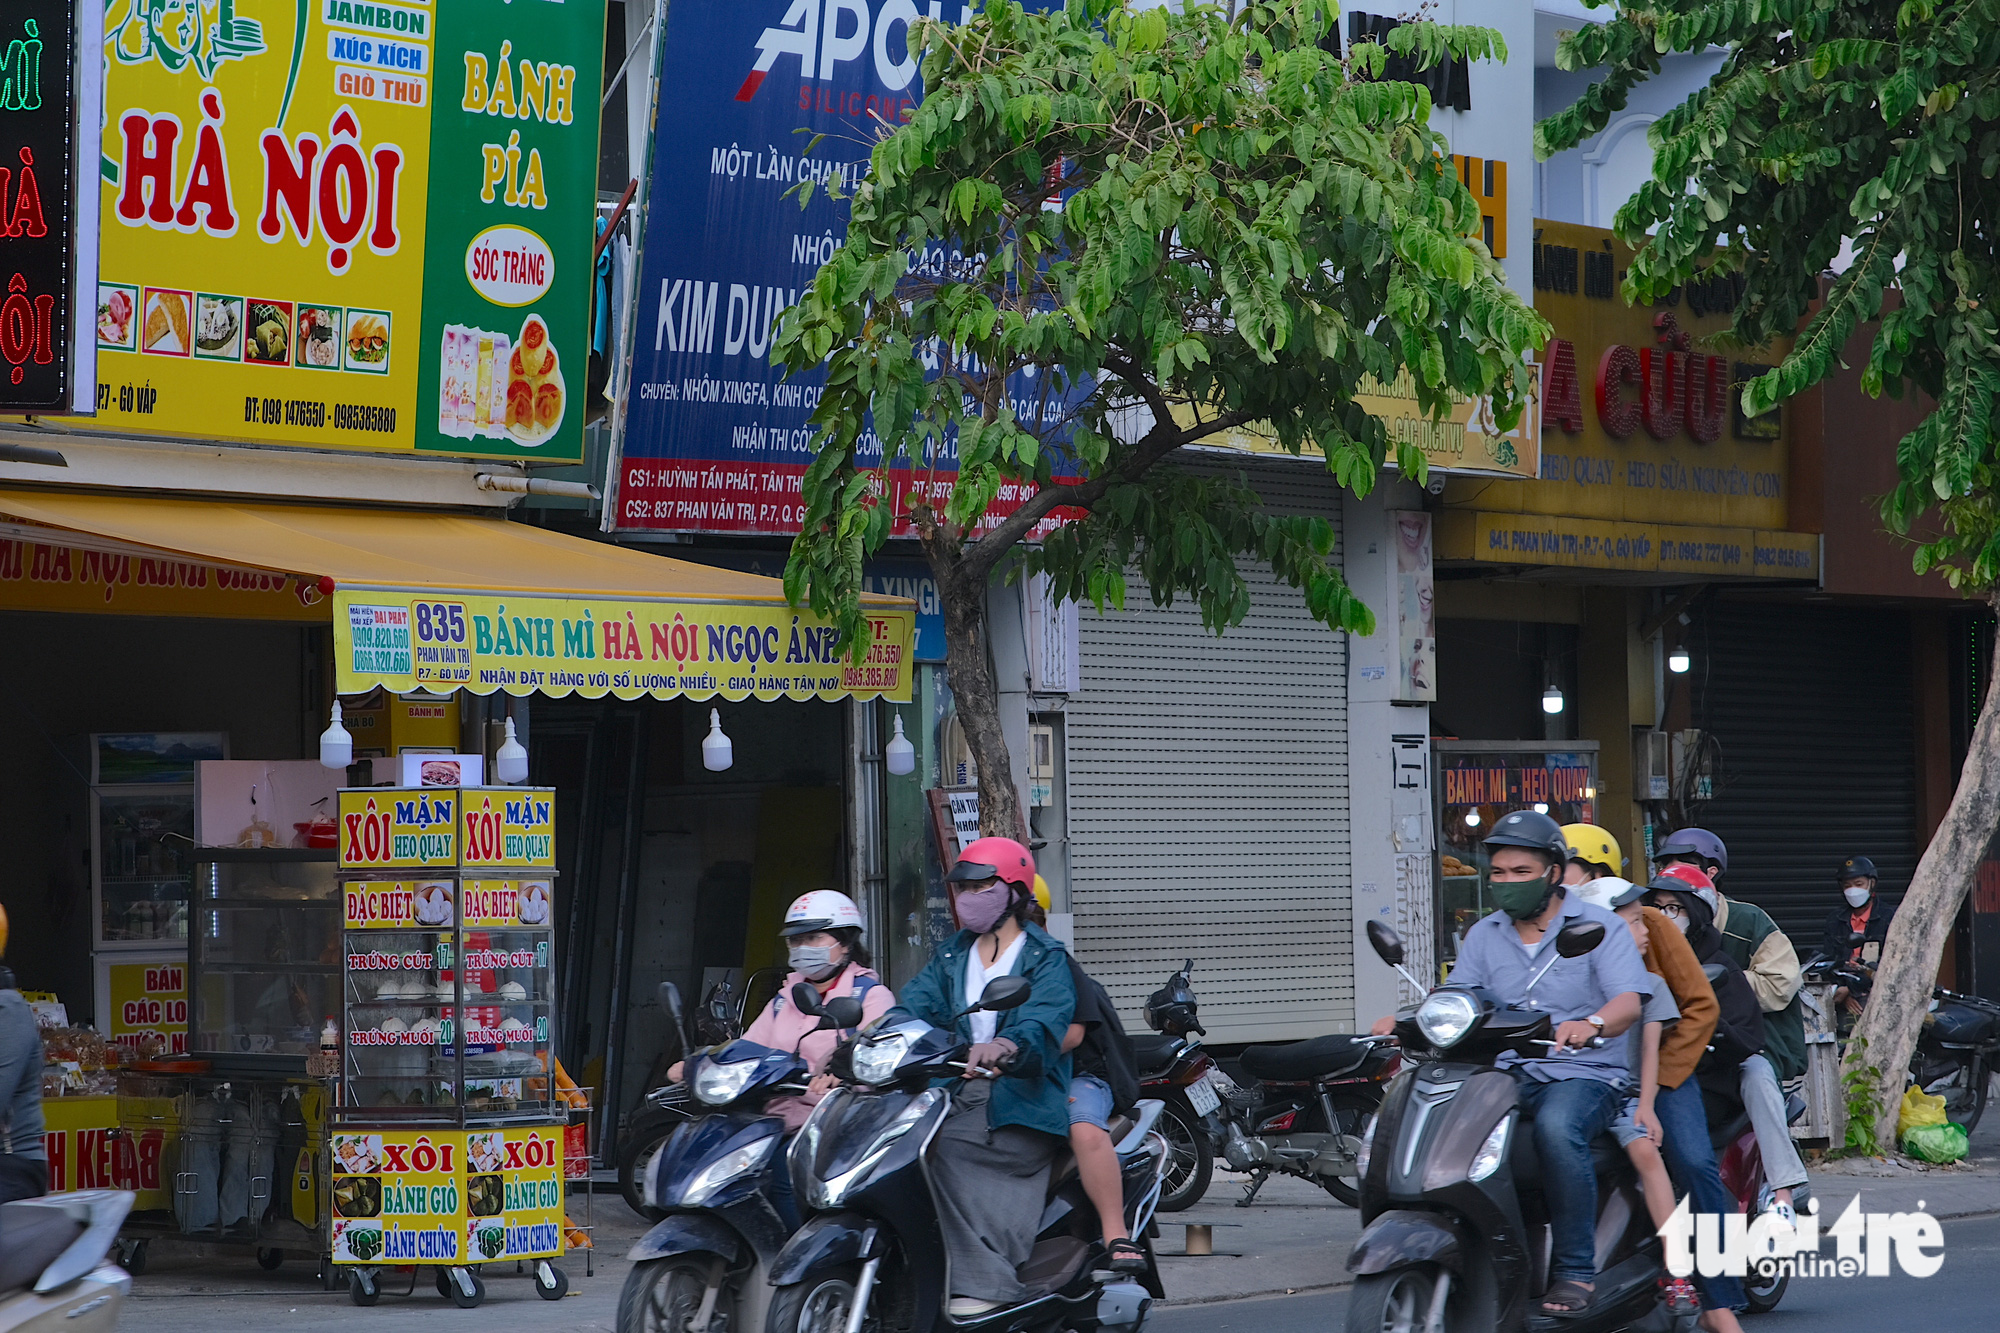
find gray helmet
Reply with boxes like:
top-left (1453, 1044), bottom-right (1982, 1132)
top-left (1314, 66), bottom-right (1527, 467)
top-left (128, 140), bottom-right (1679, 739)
top-left (1482, 809), bottom-right (1570, 865)
top-left (1656, 827), bottom-right (1728, 873)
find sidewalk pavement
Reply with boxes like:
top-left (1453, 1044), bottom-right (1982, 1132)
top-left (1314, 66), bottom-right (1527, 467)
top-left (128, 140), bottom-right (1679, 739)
top-left (1153, 1113), bottom-right (2000, 1306)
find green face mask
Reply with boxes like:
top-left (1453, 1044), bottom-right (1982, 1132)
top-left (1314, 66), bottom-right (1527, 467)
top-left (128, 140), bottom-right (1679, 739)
top-left (1489, 876), bottom-right (1555, 921)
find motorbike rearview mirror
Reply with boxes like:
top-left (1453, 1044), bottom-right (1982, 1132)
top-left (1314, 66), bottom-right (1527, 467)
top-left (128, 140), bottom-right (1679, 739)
top-left (1555, 921), bottom-right (1605, 958)
top-left (1849, 931), bottom-right (1868, 947)
top-left (977, 975), bottom-right (1032, 1011)
top-left (1365, 919), bottom-right (1430, 995)
top-left (660, 982), bottom-right (687, 1048)
top-left (818, 996), bottom-right (865, 1030)
top-left (791, 981), bottom-right (827, 1017)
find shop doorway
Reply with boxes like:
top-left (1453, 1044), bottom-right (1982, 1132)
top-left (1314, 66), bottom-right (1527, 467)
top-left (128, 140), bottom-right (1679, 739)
top-left (533, 695), bottom-right (852, 1155)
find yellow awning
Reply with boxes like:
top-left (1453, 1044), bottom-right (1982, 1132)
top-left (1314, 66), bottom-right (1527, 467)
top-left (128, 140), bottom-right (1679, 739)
top-left (0, 489), bottom-right (914, 704)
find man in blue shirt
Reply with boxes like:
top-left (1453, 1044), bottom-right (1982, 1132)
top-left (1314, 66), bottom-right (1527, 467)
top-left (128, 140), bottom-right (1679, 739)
top-left (1375, 811), bottom-right (1648, 1318)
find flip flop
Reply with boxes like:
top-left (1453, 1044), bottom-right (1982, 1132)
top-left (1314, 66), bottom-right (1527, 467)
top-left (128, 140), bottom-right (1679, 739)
top-left (1541, 1278), bottom-right (1595, 1318)
top-left (1106, 1238), bottom-right (1148, 1274)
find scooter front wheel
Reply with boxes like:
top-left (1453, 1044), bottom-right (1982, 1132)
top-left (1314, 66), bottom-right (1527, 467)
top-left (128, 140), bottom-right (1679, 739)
top-left (768, 1266), bottom-right (863, 1333)
top-left (618, 1258), bottom-right (732, 1333)
top-left (1744, 1262), bottom-right (1789, 1314)
top-left (1346, 1267), bottom-right (1438, 1333)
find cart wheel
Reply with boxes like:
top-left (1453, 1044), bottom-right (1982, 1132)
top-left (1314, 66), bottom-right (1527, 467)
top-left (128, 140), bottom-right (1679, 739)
top-left (436, 1268), bottom-right (452, 1296)
top-left (446, 1269), bottom-right (485, 1309)
top-left (349, 1271), bottom-right (379, 1306)
top-left (535, 1261), bottom-right (569, 1301)
top-left (119, 1241), bottom-right (148, 1277)
top-left (257, 1248), bottom-right (284, 1271)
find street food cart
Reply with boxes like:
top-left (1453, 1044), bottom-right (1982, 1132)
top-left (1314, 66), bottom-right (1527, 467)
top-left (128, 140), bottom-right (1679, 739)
top-left (330, 784), bottom-right (572, 1307)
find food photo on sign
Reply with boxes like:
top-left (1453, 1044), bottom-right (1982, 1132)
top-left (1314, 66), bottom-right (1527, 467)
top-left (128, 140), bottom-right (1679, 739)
top-left (49, 0), bottom-right (600, 458)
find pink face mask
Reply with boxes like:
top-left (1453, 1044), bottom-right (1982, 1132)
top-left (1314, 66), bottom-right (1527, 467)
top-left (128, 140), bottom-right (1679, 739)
top-left (953, 881), bottom-right (1014, 935)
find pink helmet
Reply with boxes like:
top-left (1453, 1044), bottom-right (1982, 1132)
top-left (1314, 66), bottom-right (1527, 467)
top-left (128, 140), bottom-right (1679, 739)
top-left (948, 836), bottom-right (1036, 893)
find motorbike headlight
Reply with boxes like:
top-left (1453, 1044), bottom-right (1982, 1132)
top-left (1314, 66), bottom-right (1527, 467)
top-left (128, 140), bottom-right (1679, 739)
top-left (1467, 1115), bottom-right (1511, 1182)
top-left (1355, 1112), bottom-right (1378, 1178)
top-left (692, 1059), bottom-right (759, 1106)
top-left (680, 1133), bottom-right (779, 1207)
top-left (814, 1089), bottom-right (941, 1209)
top-left (851, 1031), bottom-right (913, 1085)
top-left (1415, 991), bottom-right (1482, 1049)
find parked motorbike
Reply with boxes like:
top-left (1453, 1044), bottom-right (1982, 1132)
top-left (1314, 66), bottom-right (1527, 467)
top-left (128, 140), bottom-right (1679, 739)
top-left (1134, 961), bottom-right (1225, 1211)
top-left (767, 976), bottom-right (1167, 1333)
top-left (0, 1190), bottom-right (133, 1333)
top-left (1805, 937), bottom-right (2000, 1133)
top-left (617, 982), bottom-right (863, 1333)
top-left (1201, 978), bottom-right (1400, 1211)
top-left (1346, 920), bottom-right (1688, 1333)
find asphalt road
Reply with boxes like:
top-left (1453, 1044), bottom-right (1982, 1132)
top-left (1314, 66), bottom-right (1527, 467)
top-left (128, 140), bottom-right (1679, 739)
top-left (1149, 1211), bottom-right (2000, 1333)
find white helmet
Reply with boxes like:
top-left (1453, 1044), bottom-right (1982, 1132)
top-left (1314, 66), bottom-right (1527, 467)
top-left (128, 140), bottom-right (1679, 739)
top-left (782, 890), bottom-right (863, 937)
top-left (1571, 877), bottom-right (1645, 912)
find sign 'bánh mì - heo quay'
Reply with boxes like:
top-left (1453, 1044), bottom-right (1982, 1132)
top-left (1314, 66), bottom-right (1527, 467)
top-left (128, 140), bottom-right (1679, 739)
top-left (52, 0), bottom-right (602, 460)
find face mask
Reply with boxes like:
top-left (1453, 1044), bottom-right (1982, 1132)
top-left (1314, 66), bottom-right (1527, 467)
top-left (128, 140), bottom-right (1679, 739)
top-left (1843, 886), bottom-right (1872, 909)
top-left (1489, 877), bottom-right (1554, 921)
top-left (789, 945), bottom-right (840, 981)
top-left (953, 881), bottom-right (1015, 935)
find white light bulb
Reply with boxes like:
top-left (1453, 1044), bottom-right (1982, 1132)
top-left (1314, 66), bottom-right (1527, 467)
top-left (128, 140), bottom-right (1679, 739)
top-left (1542, 686), bottom-right (1565, 715)
top-left (1533, 803), bottom-right (1549, 815)
top-left (702, 709), bottom-right (734, 772)
top-left (1465, 811), bottom-right (1481, 828)
top-left (495, 716), bottom-right (529, 784)
top-left (1668, 647), bottom-right (1691, 674)
top-left (319, 702), bottom-right (353, 771)
top-left (885, 714), bottom-right (916, 776)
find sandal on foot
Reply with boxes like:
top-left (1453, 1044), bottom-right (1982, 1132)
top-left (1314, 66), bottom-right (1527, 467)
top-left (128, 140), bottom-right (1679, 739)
top-left (1106, 1239), bottom-right (1148, 1274)
top-left (1540, 1279), bottom-right (1595, 1318)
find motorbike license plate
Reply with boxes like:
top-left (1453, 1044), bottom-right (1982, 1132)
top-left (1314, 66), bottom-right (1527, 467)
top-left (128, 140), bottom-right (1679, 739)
top-left (1185, 1076), bottom-right (1221, 1117)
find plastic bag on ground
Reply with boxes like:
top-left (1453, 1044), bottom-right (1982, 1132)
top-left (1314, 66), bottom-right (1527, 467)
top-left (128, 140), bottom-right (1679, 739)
top-left (1898, 1086), bottom-right (1948, 1139)
top-left (1902, 1121), bottom-right (1969, 1163)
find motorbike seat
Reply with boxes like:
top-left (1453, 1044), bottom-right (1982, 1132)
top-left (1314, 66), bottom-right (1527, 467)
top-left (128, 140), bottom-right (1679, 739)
top-left (1239, 1035), bottom-right (1369, 1082)
top-left (1507, 1125), bottom-right (1629, 1194)
top-left (1129, 1034), bottom-right (1182, 1078)
top-left (0, 1202), bottom-right (85, 1295)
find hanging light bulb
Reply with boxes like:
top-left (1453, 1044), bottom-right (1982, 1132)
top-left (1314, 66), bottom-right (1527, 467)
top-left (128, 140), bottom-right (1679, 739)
top-left (319, 702), bottom-right (353, 770)
top-left (1465, 810), bottom-right (1481, 828)
top-left (495, 716), bottom-right (529, 784)
top-left (1541, 685), bottom-right (1566, 715)
top-left (1533, 803), bottom-right (1549, 815)
top-left (702, 708), bottom-right (734, 772)
top-left (885, 714), bottom-right (916, 776)
top-left (1668, 646), bottom-right (1691, 674)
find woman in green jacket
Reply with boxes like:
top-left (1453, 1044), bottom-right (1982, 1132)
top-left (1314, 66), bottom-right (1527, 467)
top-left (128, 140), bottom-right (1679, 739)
top-left (885, 836), bottom-right (1076, 1317)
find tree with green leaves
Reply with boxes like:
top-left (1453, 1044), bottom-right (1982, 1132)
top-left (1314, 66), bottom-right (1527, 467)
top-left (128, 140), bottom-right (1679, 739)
top-left (777, 0), bottom-right (1544, 838)
top-left (1540, 0), bottom-right (2000, 1152)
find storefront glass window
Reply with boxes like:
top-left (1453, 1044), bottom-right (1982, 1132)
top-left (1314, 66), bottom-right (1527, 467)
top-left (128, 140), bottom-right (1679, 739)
top-left (1435, 745), bottom-right (1599, 968)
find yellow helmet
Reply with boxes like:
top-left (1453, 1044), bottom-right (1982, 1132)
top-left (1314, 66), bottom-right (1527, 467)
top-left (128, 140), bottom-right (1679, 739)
top-left (1561, 823), bottom-right (1623, 875)
top-left (1032, 875), bottom-right (1051, 912)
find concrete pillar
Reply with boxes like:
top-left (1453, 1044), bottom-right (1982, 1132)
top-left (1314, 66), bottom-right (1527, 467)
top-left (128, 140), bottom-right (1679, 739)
top-left (1346, 481), bottom-right (1433, 1021)
top-left (1575, 587), bottom-right (1653, 878)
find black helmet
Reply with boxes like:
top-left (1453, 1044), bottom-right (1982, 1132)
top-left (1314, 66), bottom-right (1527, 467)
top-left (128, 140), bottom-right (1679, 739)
top-left (1837, 855), bottom-right (1877, 882)
top-left (1482, 809), bottom-right (1569, 865)
top-left (1143, 962), bottom-right (1203, 1036)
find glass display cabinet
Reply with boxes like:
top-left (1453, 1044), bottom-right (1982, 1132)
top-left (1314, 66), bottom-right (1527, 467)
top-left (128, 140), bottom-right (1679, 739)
top-left (189, 849), bottom-right (341, 1070)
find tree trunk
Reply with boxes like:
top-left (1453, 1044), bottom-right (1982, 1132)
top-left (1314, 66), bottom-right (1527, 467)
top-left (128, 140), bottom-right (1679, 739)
top-left (1844, 589), bottom-right (2000, 1152)
top-left (933, 557), bottom-right (1024, 841)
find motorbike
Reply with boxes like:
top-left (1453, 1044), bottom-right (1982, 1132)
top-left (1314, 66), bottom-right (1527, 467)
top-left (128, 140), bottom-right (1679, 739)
top-left (1699, 1063), bottom-right (1805, 1315)
top-left (617, 982), bottom-right (864, 1333)
top-left (1133, 961), bottom-right (1225, 1211)
top-left (0, 1190), bottom-right (133, 1333)
top-left (623, 973), bottom-right (788, 1219)
top-left (767, 975), bottom-right (1167, 1333)
top-left (1202, 982), bottom-right (1400, 1209)
top-left (1805, 937), bottom-right (2000, 1133)
top-left (1346, 919), bottom-right (1689, 1333)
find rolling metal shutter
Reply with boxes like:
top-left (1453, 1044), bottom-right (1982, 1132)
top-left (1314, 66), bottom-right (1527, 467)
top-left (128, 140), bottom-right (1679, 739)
top-left (1688, 599), bottom-right (1916, 947)
top-left (1066, 458), bottom-right (1353, 1043)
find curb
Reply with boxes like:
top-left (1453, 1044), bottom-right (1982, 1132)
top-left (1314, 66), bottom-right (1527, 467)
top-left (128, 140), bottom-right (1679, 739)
top-left (1158, 1281), bottom-right (1353, 1307)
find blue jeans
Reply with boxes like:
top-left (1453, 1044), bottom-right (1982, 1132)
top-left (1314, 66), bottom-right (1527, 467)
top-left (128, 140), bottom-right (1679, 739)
top-left (1512, 1073), bottom-right (1621, 1285)
top-left (1655, 1078), bottom-right (1748, 1312)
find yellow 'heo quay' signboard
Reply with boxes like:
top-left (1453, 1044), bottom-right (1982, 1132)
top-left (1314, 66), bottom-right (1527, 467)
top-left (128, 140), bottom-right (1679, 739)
top-left (67, 0), bottom-right (603, 461)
